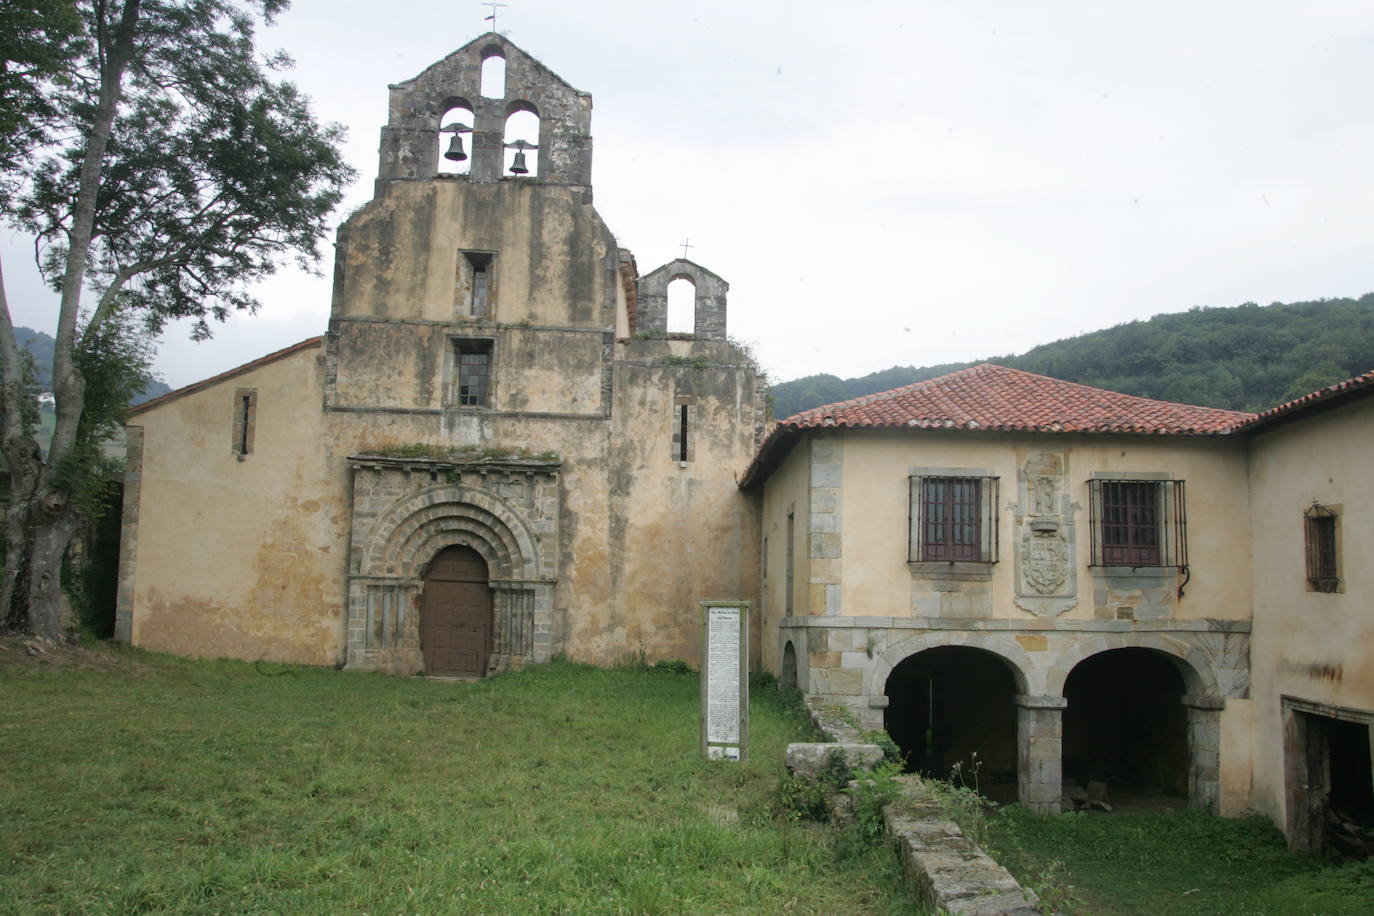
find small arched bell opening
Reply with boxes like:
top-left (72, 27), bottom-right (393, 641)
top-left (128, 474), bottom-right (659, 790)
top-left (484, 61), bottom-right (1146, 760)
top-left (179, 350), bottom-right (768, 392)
top-left (1063, 647), bottom-right (1188, 807)
top-left (502, 104), bottom-right (540, 177)
top-left (437, 101), bottom-right (474, 176)
top-left (884, 646), bottom-right (1019, 800)
top-left (480, 48), bottom-right (506, 100)
top-left (666, 276), bottom-right (695, 334)
top-left (780, 640), bottom-right (798, 692)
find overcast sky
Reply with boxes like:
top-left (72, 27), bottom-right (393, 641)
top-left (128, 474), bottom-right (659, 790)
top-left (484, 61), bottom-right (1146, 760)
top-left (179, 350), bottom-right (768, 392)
top-left (5, 0), bottom-right (1374, 389)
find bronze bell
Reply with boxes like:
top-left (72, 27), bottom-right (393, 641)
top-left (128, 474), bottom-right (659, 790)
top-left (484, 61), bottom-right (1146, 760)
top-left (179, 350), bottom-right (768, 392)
top-left (509, 149), bottom-right (529, 174)
top-left (443, 133), bottom-right (467, 162)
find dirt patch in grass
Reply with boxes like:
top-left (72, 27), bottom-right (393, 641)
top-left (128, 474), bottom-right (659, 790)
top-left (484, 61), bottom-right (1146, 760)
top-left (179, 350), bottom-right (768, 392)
top-left (0, 635), bottom-right (155, 675)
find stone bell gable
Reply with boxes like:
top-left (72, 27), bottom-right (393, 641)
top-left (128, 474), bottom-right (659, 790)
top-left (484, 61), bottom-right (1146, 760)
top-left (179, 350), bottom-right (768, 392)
top-left (376, 33), bottom-right (592, 188)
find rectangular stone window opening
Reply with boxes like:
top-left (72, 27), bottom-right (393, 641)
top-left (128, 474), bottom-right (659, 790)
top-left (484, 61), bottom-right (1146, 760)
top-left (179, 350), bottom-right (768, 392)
top-left (909, 475), bottom-right (998, 563)
top-left (454, 338), bottom-right (493, 407)
top-left (231, 388), bottom-right (256, 458)
top-left (1088, 477), bottom-right (1187, 568)
top-left (1304, 503), bottom-right (1340, 592)
top-left (456, 251), bottom-right (495, 318)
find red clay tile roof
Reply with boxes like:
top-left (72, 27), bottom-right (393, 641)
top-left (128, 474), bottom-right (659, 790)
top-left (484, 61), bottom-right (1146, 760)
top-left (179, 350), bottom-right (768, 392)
top-left (1234, 368), bottom-right (1374, 433)
top-left (738, 364), bottom-right (1257, 489)
top-left (781, 364), bottom-right (1254, 435)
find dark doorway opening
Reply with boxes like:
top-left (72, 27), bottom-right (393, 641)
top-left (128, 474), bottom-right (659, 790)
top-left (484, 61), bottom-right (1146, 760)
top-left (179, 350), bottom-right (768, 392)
top-left (1287, 705), bottom-right (1374, 857)
top-left (884, 647), bottom-right (1018, 790)
top-left (420, 546), bottom-right (492, 677)
top-left (1063, 648), bottom-right (1188, 802)
top-left (780, 640), bottom-right (798, 692)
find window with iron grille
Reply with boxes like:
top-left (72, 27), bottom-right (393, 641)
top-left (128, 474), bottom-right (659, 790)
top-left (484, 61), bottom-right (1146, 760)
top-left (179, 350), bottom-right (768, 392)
top-left (1304, 503), bottom-right (1339, 592)
top-left (453, 338), bottom-right (493, 407)
top-left (1088, 478), bottom-right (1187, 568)
top-left (909, 475), bottom-right (999, 563)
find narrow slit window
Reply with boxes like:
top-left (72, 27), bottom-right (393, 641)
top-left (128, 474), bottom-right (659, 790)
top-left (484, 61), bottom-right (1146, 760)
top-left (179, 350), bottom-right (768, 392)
top-left (671, 398), bottom-right (695, 462)
top-left (678, 404), bottom-right (689, 461)
top-left (785, 509), bottom-right (795, 616)
top-left (231, 388), bottom-right (257, 457)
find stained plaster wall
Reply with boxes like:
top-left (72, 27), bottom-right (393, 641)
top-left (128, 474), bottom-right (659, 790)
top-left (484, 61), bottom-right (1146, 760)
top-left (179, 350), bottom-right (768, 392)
top-left (121, 344), bottom-right (349, 665)
top-left (833, 430), bottom-right (1253, 624)
top-left (1246, 396), bottom-right (1374, 830)
top-left (759, 437), bottom-right (812, 673)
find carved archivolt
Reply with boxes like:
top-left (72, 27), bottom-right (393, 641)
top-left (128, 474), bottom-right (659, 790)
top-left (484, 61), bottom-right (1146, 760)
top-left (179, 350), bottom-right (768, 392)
top-left (357, 483), bottom-right (548, 582)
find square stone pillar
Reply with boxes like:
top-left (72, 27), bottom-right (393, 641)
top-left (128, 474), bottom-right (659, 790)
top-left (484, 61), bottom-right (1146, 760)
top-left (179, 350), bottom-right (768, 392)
top-left (1183, 694), bottom-right (1224, 814)
top-left (1017, 694), bottom-right (1067, 815)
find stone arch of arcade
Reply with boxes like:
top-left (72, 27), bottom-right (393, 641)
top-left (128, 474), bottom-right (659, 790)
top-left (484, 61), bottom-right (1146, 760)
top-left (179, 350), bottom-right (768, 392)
top-left (345, 462), bottom-right (559, 674)
top-left (872, 633), bottom-right (1032, 801)
top-left (857, 628), bottom-right (1240, 814)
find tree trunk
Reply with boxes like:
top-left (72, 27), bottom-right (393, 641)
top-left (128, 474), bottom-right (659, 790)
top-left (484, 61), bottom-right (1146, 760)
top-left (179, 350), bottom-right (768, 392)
top-left (0, 1), bottom-right (142, 636)
top-left (25, 497), bottom-right (83, 638)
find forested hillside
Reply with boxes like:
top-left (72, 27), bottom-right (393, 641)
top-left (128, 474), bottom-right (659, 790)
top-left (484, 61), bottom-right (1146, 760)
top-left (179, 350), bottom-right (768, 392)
top-left (770, 294), bottom-right (1374, 418)
top-left (13, 326), bottom-right (170, 404)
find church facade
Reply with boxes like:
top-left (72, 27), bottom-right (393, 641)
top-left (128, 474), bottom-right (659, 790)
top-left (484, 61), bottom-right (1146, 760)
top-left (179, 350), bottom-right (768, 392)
top-left (115, 34), bottom-right (768, 676)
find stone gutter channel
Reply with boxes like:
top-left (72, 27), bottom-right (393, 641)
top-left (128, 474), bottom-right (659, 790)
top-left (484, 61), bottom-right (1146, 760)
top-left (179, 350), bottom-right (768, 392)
top-left (785, 700), bottom-right (1046, 916)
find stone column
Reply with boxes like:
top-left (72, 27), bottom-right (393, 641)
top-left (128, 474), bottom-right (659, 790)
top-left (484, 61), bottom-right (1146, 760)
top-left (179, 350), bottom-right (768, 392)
top-left (1183, 694), bottom-right (1224, 813)
top-left (1017, 694), bottom-right (1066, 815)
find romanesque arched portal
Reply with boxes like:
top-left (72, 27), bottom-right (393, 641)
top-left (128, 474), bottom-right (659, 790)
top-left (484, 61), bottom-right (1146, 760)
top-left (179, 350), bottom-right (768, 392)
top-left (343, 455), bottom-right (560, 674)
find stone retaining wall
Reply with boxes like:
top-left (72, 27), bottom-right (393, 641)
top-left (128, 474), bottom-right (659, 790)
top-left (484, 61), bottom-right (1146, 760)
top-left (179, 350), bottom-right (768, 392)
top-left (792, 697), bottom-right (1046, 915)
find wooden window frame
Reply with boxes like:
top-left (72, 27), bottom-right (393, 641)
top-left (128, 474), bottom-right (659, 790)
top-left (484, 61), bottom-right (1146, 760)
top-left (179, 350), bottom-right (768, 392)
top-left (908, 475), bottom-right (999, 564)
top-left (1088, 477), bottom-right (1188, 569)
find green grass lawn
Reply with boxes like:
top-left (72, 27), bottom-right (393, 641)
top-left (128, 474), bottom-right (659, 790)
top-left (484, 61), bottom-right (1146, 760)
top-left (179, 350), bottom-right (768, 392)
top-left (0, 646), bottom-right (925, 915)
top-left (988, 804), bottom-right (1374, 915)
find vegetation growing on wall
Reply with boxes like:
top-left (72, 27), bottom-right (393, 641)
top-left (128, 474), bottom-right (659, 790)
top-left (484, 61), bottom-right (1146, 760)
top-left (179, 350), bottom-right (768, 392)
top-left (362, 443), bottom-right (560, 463)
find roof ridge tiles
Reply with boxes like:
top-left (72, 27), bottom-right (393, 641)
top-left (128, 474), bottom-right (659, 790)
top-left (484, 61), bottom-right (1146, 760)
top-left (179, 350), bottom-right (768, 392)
top-left (779, 363), bottom-right (1254, 436)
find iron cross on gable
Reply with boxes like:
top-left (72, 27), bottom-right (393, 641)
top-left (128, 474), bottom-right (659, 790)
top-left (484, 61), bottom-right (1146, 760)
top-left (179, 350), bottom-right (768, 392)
top-left (679, 238), bottom-right (694, 260)
top-left (482, 1), bottom-right (508, 31)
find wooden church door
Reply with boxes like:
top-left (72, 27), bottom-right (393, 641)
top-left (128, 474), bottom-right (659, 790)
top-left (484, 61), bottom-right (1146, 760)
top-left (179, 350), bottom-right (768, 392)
top-left (420, 546), bottom-right (492, 676)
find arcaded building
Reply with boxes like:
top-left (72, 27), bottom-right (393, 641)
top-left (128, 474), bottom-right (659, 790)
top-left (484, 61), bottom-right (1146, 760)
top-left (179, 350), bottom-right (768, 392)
top-left (744, 364), bottom-right (1373, 852)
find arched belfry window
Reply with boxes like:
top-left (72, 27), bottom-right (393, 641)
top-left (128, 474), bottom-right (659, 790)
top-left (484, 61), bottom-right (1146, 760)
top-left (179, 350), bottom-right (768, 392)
top-left (437, 101), bottom-right (474, 176)
top-left (503, 104), bottom-right (540, 177)
top-left (480, 49), bottom-right (506, 99)
top-left (666, 276), bottom-right (695, 334)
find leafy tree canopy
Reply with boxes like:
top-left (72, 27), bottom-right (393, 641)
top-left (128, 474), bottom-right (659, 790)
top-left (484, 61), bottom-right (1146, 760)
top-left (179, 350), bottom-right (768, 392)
top-left (0, 0), bottom-right (354, 637)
